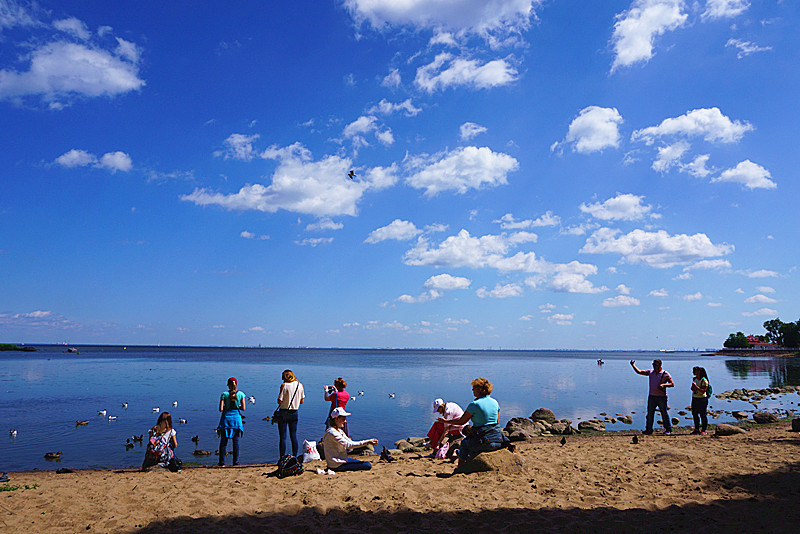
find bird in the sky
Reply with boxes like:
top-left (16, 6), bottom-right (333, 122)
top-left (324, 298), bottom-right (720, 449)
top-left (348, 170), bottom-right (356, 180)
top-left (388, 393), bottom-right (395, 399)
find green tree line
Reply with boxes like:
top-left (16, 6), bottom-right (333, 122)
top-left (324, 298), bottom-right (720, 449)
top-left (724, 318), bottom-right (800, 348)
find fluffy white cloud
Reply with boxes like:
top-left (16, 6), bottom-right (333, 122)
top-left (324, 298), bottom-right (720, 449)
top-left (343, 115), bottom-right (394, 147)
top-left (344, 0), bottom-right (540, 34)
top-left (652, 141), bottom-right (689, 173)
top-left (240, 230), bottom-right (269, 240)
top-left (215, 134), bottom-right (260, 161)
top-left (552, 106), bottom-right (623, 154)
top-left (0, 41), bottom-right (144, 106)
top-left (405, 146), bottom-right (518, 196)
top-left (365, 219), bottom-right (422, 243)
top-left (424, 273), bottom-right (471, 290)
top-left (726, 38), bottom-right (771, 59)
top-left (306, 218), bottom-right (344, 232)
top-left (631, 107), bottom-right (753, 145)
top-left (740, 269), bottom-right (778, 278)
top-left (396, 290), bottom-right (441, 304)
top-left (295, 237), bottom-right (334, 247)
top-left (682, 154), bottom-right (713, 177)
top-left (415, 53), bottom-right (518, 92)
top-left (53, 17), bottom-right (90, 40)
top-left (581, 227), bottom-right (733, 268)
top-left (756, 286), bottom-right (775, 294)
top-left (0, 0), bottom-right (40, 30)
top-left (476, 283), bottom-right (523, 298)
top-left (603, 295), bottom-right (641, 307)
top-left (182, 144), bottom-right (397, 217)
top-left (368, 98), bottom-right (421, 116)
top-left (611, 0), bottom-right (688, 71)
top-left (382, 69), bottom-right (401, 88)
top-left (459, 122), bottom-right (488, 141)
top-left (713, 160), bottom-right (776, 190)
top-left (496, 211), bottom-right (560, 229)
top-left (683, 259), bottom-right (731, 271)
top-left (616, 284), bottom-right (632, 295)
top-left (742, 308), bottom-right (778, 317)
top-left (683, 292), bottom-right (703, 302)
top-left (54, 148), bottom-right (131, 172)
top-left (649, 288), bottom-right (669, 297)
top-left (548, 313), bottom-right (574, 325)
top-left (580, 193), bottom-right (656, 221)
top-left (744, 294), bottom-right (777, 304)
top-left (703, 0), bottom-right (750, 20)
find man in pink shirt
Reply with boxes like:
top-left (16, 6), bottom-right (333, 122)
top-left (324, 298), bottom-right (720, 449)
top-left (630, 359), bottom-right (674, 435)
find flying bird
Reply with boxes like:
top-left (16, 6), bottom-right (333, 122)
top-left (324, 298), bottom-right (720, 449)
top-left (358, 391), bottom-right (365, 396)
top-left (153, 407), bottom-right (160, 413)
top-left (248, 396), bottom-right (256, 404)
top-left (179, 418), bottom-right (187, 424)
top-left (388, 393), bottom-right (395, 399)
top-left (121, 402), bottom-right (128, 409)
top-left (172, 401), bottom-right (178, 407)
top-left (348, 170), bottom-right (356, 180)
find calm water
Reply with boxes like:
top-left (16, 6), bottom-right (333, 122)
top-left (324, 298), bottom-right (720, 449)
top-left (2, 346), bottom-right (799, 472)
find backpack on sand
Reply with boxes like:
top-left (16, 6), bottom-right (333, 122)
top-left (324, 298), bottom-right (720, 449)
top-left (276, 455), bottom-right (304, 478)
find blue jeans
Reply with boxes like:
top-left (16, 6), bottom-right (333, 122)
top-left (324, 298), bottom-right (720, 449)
top-left (333, 458), bottom-right (371, 472)
top-left (278, 414), bottom-right (299, 457)
top-left (219, 434), bottom-right (239, 465)
top-left (646, 395), bottom-right (671, 432)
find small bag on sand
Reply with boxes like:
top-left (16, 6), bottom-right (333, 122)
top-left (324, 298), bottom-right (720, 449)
top-left (302, 440), bottom-right (320, 462)
top-left (434, 442), bottom-right (450, 459)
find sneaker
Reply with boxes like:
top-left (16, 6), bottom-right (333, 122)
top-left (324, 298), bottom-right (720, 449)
top-left (642, 430), bottom-right (653, 435)
top-left (700, 431), bottom-right (707, 435)
top-left (664, 431), bottom-right (672, 435)
top-left (326, 469), bottom-right (336, 475)
top-left (690, 430), bottom-right (700, 435)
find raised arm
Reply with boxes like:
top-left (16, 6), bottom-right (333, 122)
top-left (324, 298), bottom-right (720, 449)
top-left (630, 360), bottom-right (647, 375)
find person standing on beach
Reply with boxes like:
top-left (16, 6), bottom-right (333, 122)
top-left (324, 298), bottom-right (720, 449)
top-left (324, 377), bottom-right (350, 436)
top-left (690, 366), bottom-right (710, 435)
top-left (217, 377), bottom-right (245, 466)
top-left (276, 369), bottom-right (304, 458)
top-left (630, 359), bottom-right (674, 435)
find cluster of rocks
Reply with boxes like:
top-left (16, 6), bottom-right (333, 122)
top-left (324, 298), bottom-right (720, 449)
top-left (388, 436), bottom-right (432, 455)
top-left (715, 386), bottom-right (800, 402)
top-left (504, 408), bottom-right (621, 440)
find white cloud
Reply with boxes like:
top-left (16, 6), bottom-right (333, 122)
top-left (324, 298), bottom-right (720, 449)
top-left (295, 237), bottom-right (334, 247)
top-left (0, 0), bottom-right (40, 30)
top-left (0, 41), bottom-right (144, 106)
top-left (611, 0), bottom-right (688, 71)
top-left (240, 230), bottom-right (269, 240)
top-left (742, 308), bottom-right (778, 317)
top-left (460, 122), bottom-right (488, 141)
top-left (344, 0), bottom-right (540, 35)
top-left (306, 218), bottom-right (344, 232)
top-left (97, 151), bottom-right (132, 173)
top-left (368, 98), bottom-right (421, 116)
top-left (552, 106), bottom-right (623, 154)
top-left (343, 115), bottom-right (378, 138)
top-left (616, 284), bottom-right (632, 295)
top-left (713, 160), bottom-right (776, 190)
top-left (397, 290), bottom-right (442, 304)
top-left (756, 286), bottom-right (775, 294)
top-left (740, 269), bottom-right (779, 278)
top-left (495, 211), bottom-right (560, 230)
top-left (649, 288), bottom-right (669, 297)
top-left (631, 107), bottom-right (753, 145)
top-left (215, 133), bottom-right (260, 161)
top-left (405, 146), bottom-right (518, 196)
top-left (683, 259), bottom-right (731, 271)
top-left (182, 143), bottom-right (397, 217)
top-left (476, 283), bottom-right (523, 298)
top-left (365, 219), bottom-right (422, 243)
top-left (683, 292), bottom-right (703, 302)
top-left (424, 273), bottom-right (471, 290)
top-left (415, 53), bottom-right (518, 92)
top-left (53, 17), bottom-right (90, 40)
top-left (682, 154), bottom-right (713, 177)
top-left (581, 227), bottom-right (733, 268)
top-left (726, 38), bottom-right (771, 59)
top-left (603, 295), bottom-right (641, 307)
top-left (652, 141), bottom-right (689, 173)
top-left (703, 0), bottom-right (750, 20)
top-left (548, 313), bottom-right (574, 325)
top-left (382, 69), bottom-right (401, 88)
top-left (55, 148), bottom-right (96, 167)
top-left (744, 294), bottom-right (777, 304)
top-left (580, 193), bottom-right (657, 221)
top-left (115, 38), bottom-right (140, 63)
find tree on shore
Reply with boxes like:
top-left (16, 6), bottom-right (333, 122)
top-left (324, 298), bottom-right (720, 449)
top-left (723, 332), bottom-right (750, 349)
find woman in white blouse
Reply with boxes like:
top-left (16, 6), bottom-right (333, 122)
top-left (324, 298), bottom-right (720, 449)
top-left (322, 407), bottom-right (378, 472)
top-left (276, 369), bottom-right (305, 458)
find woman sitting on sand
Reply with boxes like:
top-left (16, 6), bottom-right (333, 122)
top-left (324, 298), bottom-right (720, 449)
top-left (276, 369), bottom-right (305, 458)
top-left (141, 412), bottom-right (177, 471)
top-left (690, 366), bottom-right (710, 435)
top-left (321, 407), bottom-right (378, 472)
top-left (324, 377), bottom-right (350, 435)
top-left (217, 376), bottom-right (245, 466)
top-left (439, 377), bottom-right (509, 467)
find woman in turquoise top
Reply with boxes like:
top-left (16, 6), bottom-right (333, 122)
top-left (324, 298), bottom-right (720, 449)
top-left (438, 377), bottom-right (508, 468)
top-left (217, 376), bottom-right (245, 466)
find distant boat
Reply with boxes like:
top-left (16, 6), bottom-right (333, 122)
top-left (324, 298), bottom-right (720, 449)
top-left (63, 347), bottom-right (79, 354)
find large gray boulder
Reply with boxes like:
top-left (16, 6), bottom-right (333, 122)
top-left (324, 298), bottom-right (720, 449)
top-left (732, 411), bottom-right (749, 420)
top-left (531, 408), bottom-right (556, 424)
top-left (550, 420), bottom-right (580, 435)
top-left (619, 415), bottom-right (633, 424)
top-left (715, 424), bottom-right (746, 436)
top-left (394, 439), bottom-right (414, 451)
top-left (454, 448), bottom-right (525, 475)
top-left (577, 419), bottom-right (606, 432)
top-left (753, 412), bottom-right (779, 424)
top-left (504, 417), bottom-right (542, 441)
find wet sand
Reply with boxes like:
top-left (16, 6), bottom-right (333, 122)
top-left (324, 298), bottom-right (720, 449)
top-left (1, 423), bottom-right (799, 533)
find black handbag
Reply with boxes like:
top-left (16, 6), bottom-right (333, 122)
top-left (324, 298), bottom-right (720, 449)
top-left (272, 382), bottom-right (299, 424)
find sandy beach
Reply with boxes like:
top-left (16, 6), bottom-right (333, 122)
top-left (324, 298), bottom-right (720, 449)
top-left (2, 422), bottom-right (799, 533)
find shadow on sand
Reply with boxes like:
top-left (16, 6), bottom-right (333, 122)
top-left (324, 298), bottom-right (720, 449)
top-left (135, 460), bottom-right (800, 533)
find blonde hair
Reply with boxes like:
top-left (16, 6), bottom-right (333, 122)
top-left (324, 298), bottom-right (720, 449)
top-left (471, 377), bottom-right (492, 396)
top-left (155, 412), bottom-right (173, 434)
top-left (334, 377), bottom-right (347, 391)
top-left (282, 369), bottom-right (296, 382)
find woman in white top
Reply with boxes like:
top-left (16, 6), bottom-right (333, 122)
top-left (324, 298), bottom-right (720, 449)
top-left (276, 369), bottom-right (305, 457)
top-left (322, 407), bottom-right (378, 472)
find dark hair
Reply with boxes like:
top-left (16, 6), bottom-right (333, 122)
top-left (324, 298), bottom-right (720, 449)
top-left (155, 412), bottom-right (173, 434)
top-left (693, 366), bottom-right (708, 380)
top-left (653, 359), bottom-right (662, 367)
top-left (227, 377), bottom-right (238, 408)
top-left (334, 377), bottom-right (347, 391)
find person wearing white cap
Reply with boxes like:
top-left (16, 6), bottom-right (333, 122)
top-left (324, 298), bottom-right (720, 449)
top-left (321, 407), bottom-right (379, 472)
top-left (426, 398), bottom-right (464, 458)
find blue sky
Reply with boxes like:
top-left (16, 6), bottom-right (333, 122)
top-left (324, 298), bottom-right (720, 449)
top-left (1, 0), bottom-right (798, 349)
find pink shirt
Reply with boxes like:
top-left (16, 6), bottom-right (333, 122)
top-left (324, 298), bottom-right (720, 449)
top-left (647, 369), bottom-right (672, 396)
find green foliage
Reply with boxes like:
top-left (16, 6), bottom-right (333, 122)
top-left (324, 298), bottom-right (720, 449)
top-left (724, 331), bottom-right (750, 349)
top-left (0, 483), bottom-right (39, 492)
top-left (762, 318), bottom-right (800, 348)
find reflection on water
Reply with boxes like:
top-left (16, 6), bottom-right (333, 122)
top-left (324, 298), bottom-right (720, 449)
top-left (1, 347), bottom-right (798, 472)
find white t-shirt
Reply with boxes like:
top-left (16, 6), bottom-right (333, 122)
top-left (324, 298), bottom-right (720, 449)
top-left (278, 381), bottom-right (305, 409)
top-left (442, 402), bottom-right (465, 433)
